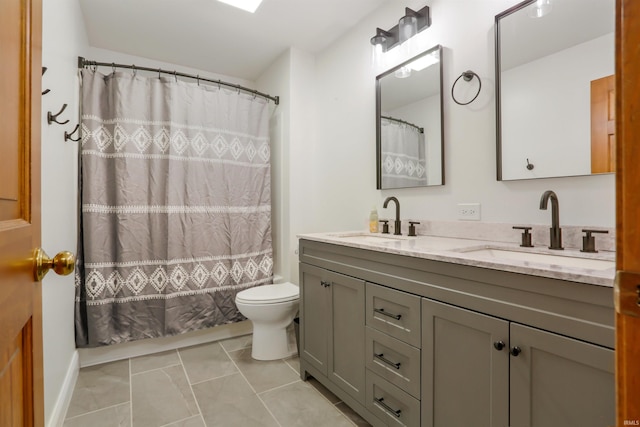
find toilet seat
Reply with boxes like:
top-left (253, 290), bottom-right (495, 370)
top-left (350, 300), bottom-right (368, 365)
top-left (236, 282), bottom-right (299, 304)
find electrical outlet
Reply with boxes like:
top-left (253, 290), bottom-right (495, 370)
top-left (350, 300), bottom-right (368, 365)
top-left (457, 203), bottom-right (481, 221)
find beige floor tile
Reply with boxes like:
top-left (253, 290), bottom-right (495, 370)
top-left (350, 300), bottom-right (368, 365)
top-left (162, 415), bottom-right (205, 427)
top-left (229, 347), bottom-right (300, 393)
top-left (260, 381), bottom-right (355, 427)
top-left (284, 356), bottom-right (300, 375)
top-left (219, 334), bottom-right (252, 352)
top-left (192, 373), bottom-right (278, 427)
top-left (130, 350), bottom-right (180, 374)
top-left (131, 365), bottom-right (199, 426)
top-left (66, 360), bottom-right (130, 419)
top-left (63, 403), bottom-right (130, 427)
top-left (178, 342), bottom-right (238, 384)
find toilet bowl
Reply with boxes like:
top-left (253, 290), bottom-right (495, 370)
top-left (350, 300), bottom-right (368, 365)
top-left (235, 282), bottom-right (299, 360)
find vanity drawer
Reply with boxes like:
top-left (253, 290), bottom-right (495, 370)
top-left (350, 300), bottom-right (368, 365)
top-left (365, 326), bottom-right (420, 399)
top-left (366, 283), bottom-right (421, 348)
top-left (366, 370), bottom-right (420, 427)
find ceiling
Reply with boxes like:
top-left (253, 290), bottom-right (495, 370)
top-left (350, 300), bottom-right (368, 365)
top-left (79, 0), bottom-right (392, 81)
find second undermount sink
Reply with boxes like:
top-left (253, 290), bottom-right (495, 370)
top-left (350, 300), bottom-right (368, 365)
top-left (461, 247), bottom-right (615, 271)
top-left (328, 232), bottom-right (415, 244)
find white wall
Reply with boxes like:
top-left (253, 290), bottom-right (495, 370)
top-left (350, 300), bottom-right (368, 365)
top-left (41, 0), bottom-right (89, 425)
top-left (308, 0), bottom-right (614, 235)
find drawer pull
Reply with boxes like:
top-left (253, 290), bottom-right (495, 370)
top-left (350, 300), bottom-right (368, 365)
top-left (374, 397), bottom-right (402, 418)
top-left (373, 307), bottom-right (402, 320)
top-left (374, 353), bottom-right (401, 369)
top-left (320, 281), bottom-right (331, 288)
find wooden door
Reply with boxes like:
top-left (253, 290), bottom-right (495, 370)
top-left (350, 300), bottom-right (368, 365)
top-left (615, 0), bottom-right (640, 424)
top-left (0, 0), bottom-right (43, 425)
top-left (591, 74), bottom-right (615, 174)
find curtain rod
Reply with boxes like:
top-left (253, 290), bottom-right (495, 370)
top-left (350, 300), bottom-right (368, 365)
top-left (78, 56), bottom-right (279, 105)
top-left (381, 115), bottom-right (424, 133)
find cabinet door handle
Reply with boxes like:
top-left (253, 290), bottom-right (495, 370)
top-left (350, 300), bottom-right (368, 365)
top-left (493, 341), bottom-right (505, 351)
top-left (374, 353), bottom-right (401, 369)
top-left (510, 346), bottom-right (522, 357)
top-left (373, 307), bottom-right (402, 320)
top-left (320, 281), bottom-right (331, 287)
top-left (373, 397), bottom-right (402, 418)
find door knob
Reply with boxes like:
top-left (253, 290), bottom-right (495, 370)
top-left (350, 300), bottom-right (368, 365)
top-left (510, 346), bottom-right (522, 357)
top-left (33, 248), bottom-right (76, 281)
top-left (493, 341), bottom-right (505, 351)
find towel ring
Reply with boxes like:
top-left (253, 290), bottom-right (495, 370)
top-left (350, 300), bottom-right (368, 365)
top-left (451, 70), bottom-right (481, 106)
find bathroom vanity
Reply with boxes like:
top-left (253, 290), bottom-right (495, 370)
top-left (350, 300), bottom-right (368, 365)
top-left (297, 231), bottom-right (615, 427)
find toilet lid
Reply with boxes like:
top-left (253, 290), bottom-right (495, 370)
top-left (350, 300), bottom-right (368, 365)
top-left (236, 282), bottom-right (299, 304)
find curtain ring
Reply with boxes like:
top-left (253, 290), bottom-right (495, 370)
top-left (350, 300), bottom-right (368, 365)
top-left (132, 64), bottom-right (137, 77)
top-left (112, 63), bottom-right (116, 74)
top-left (158, 68), bottom-right (161, 79)
top-left (217, 80), bottom-right (221, 89)
top-left (174, 70), bottom-right (177, 82)
top-left (451, 70), bottom-right (482, 106)
top-left (196, 75), bottom-right (200, 86)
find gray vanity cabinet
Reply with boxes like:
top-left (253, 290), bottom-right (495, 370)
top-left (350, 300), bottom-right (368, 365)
top-left (422, 299), bottom-right (615, 427)
top-left (298, 239), bottom-right (615, 427)
top-left (509, 323), bottom-right (615, 427)
top-left (299, 263), bottom-right (366, 404)
top-left (422, 299), bottom-right (510, 427)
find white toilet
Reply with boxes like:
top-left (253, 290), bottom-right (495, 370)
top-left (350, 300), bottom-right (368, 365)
top-left (235, 282), bottom-right (300, 360)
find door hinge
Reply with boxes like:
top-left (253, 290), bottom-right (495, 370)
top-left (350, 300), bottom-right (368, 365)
top-left (615, 270), bottom-right (640, 317)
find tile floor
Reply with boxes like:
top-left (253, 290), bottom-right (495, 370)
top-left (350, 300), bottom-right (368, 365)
top-left (63, 335), bottom-right (372, 427)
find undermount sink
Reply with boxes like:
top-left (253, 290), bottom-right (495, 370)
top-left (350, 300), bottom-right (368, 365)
top-left (328, 232), bottom-right (415, 244)
top-left (462, 247), bottom-right (615, 271)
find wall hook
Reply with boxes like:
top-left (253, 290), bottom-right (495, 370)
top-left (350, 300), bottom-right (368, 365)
top-left (526, 158), bottom-right (535, 170)
top-left (42, 67), bottom-right (50, 95)
top-left (47, 103), bottom-right (69, 125)
top-left (64, 124), bottom-right (81, 142)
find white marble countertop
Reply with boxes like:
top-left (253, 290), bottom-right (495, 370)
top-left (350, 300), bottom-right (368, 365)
top-left (298, 231), bottom-right (616, 287)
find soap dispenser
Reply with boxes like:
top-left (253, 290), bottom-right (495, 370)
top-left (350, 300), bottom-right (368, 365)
top-left (369, 207), bottom-right (379, 233)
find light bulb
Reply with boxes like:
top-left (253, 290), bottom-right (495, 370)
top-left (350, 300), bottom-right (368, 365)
top-left (528, 0), bottom-right (552, 18)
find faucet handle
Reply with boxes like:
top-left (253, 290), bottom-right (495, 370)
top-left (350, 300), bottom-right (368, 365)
top-left (380, 220), bottom-right (390, 234)
top-left (580, 229), bottom-right (608, 253)
top-left (512, 226), bottom-right (533, 248)
top-left (408, 221), bottom-right (420, 237)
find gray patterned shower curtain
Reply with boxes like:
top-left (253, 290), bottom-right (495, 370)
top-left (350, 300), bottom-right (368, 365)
top-left (75, 69), bottom-right (273, 347)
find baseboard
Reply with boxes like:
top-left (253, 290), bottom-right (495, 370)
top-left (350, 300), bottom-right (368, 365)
top-left (47, 350), bottom-right (79, 427)
top-left (78, 320), bottom-right (253, 367)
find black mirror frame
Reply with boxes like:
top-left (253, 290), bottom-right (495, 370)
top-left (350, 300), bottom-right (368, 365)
top-left (375, 44), bottom-right (445, 189)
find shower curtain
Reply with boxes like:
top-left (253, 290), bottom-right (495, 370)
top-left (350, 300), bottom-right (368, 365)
top-left (75, 69), bottom-right (273, 347)
top-left (381, 117), bottom-right (427, 188)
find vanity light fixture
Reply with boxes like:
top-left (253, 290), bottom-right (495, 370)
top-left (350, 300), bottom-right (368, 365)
top-left (217, 0), bottom-right (263, 13)
top-left (370, 6), bottom-right (431, 68)
top-left (527, 0), bottom-right (552, 18)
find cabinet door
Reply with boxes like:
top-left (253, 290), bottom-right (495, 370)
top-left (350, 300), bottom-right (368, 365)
top-left (328, 271), bottom-right (366, 404)
top-left (300, 264), bottom-right (329, 375)
top-left (422, 299), bottom-right (509, 427)
top-left (510, 323), bottom-right (615, 427)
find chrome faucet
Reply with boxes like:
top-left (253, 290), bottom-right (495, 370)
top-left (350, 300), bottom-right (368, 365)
top-left (383, 196), bottom-right (402, 235)
top-left (539, 190), bottom-right (563, 250)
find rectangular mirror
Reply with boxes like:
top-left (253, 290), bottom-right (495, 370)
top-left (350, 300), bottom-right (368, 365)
top-left (495, 0), bottom-right (614, 181)
top-left (376, 44), bottom-right (444, 189)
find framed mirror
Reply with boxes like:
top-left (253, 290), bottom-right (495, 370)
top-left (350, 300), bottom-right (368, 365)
top-left (495, 0), bottom-right (614, 181)
top-left (376, 44), bottom-right (444, 189)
